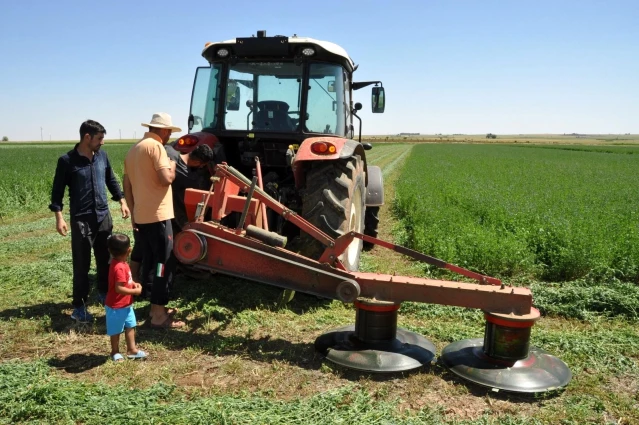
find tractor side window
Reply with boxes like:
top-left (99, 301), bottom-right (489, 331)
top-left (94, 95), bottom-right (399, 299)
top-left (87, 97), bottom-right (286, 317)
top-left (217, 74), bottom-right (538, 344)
top-left (306, 63), bottom-right (346, 136)
top-left (190, 65), bottom-right (222, 132)
top-left (344, 70), bottom-right (352, 138)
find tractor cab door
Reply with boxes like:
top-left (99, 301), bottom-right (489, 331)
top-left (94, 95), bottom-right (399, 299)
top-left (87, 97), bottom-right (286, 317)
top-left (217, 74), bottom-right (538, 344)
top-left (188, 65), bottom-right (222, 133)
top-left (306, 63), bottom-right (350, 137)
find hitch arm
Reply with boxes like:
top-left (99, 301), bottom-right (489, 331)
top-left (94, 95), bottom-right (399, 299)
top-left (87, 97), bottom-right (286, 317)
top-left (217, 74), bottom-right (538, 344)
top-left (321, 232), bottom-right (503, 286)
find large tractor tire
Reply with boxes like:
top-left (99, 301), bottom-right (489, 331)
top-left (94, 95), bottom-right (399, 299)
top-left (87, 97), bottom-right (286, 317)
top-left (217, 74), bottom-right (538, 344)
top-left (363, 206), bottom-right (380, 251)
top-left (300, 155), bottom-right (366, 271)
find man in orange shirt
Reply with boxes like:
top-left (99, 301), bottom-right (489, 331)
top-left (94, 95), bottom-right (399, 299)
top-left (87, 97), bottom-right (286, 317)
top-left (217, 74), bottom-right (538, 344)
top-left (123, 113), bottom-right (184, 329)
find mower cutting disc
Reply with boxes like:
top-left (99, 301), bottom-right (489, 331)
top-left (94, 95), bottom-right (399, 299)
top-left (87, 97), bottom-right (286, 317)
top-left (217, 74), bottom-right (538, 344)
top-left (315, 325), bottom-right (436, 373)
top-left (441, 338), bottom-right (572, 393)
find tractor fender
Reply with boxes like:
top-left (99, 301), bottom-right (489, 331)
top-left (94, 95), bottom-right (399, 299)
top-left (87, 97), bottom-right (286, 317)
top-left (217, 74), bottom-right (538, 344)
top-left (293, 137), bottom-right (367, 188)
top-left (366, 165), bottom-right (384, 206)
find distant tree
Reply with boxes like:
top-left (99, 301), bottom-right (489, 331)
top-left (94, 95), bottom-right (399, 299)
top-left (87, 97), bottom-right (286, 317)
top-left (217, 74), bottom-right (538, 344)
top-left (1, 136), bottom-right (8, 142)
top-left (486, 133), bottom-right (497, 139)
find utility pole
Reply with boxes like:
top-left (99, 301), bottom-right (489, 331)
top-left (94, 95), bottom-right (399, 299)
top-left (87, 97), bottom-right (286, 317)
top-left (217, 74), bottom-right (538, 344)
top-left (40, 127), bottom-right (43, 142)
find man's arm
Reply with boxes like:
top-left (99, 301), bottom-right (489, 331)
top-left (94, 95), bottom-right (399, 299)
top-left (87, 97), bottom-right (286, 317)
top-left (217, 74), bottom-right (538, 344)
top-left (123, 174), bottom-right (136, 229)
top-left (53, 211), bottom-right (68, 236)
top-left (49, 157), bottom-right (69, 236)
top-left (152, 143), bottom-right (176, 186)
top-left (157, 159), bottom-right (176, 186)
top-left (104, 154), bottom-right (130, 219)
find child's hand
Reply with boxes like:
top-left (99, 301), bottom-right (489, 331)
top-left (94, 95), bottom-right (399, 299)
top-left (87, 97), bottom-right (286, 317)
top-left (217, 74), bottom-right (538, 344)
top-left (134, 282), bottom-right (143, 296)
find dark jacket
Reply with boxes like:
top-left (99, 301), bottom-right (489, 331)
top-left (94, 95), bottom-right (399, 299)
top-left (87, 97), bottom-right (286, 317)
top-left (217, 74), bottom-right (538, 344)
top-left (49, 144), bottom-right (123, 221)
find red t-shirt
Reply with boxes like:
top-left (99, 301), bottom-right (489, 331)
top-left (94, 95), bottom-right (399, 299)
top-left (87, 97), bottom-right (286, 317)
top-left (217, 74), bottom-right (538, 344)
top-left (106, 260), bottom-right (134, 309)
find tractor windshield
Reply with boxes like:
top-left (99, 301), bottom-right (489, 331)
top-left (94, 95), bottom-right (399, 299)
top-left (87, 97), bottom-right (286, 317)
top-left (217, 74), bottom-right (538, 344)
top-left (190, 61), bottom-right (350, 137)
top-left (225, 62), bottom-right (303, 132)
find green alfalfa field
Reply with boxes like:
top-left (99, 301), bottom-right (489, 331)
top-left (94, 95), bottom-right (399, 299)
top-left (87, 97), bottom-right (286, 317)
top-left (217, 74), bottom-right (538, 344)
top-left (0, 140), bottom-right (638, 424)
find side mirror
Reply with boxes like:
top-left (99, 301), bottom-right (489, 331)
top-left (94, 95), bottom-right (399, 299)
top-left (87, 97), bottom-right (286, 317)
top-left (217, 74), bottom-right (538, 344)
top-left (353, 102), bottom-right (363, 112)
top-left (371, 86), bottom-right (385, 113)
top-left (362, 142), bottom-right (372, 150)
top-left (188, 115), bottom-right (202, 131)
top-left (227, 82), bottom-right (241, 111)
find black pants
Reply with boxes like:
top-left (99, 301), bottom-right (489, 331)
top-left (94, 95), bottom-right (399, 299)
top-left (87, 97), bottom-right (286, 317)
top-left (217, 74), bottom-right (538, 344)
top-left (137, 220), bottom-right (176, 306)
top-left (131, 227), bottom-right (143, 263)
top-left (70, 213), bottom-right (112, 308)
top-left (133, 220), bottom-right (181, 261)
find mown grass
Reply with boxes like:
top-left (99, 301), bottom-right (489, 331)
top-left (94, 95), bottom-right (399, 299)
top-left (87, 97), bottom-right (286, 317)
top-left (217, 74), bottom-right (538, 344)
top-left (0, 143), bottom-right (638, 424)
top-left (0, 360), bottom-right (453, 425)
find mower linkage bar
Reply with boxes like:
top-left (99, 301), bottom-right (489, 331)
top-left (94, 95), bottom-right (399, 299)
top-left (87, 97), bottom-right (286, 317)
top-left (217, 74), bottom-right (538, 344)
top-left (358, 233), bottom-right (502, 286)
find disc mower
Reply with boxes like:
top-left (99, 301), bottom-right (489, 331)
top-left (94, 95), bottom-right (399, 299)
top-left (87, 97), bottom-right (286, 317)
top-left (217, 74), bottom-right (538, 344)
top-left (174, 163), bottom-right (572, 393)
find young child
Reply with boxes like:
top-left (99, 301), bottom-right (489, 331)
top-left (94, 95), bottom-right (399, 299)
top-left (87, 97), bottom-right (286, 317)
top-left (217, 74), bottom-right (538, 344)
top-left (106, 233), bottom-right (147, 362)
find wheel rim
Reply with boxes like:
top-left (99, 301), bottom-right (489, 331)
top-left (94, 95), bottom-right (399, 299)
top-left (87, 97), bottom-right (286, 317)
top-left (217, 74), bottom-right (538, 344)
top-left (343, 185), bottom-right (363, 266)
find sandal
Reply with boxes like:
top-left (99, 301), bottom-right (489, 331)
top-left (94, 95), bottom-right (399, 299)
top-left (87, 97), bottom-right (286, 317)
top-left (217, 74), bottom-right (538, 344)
top-left (127, 350), bottom-right (148, 360)
top-left (111, 353), bottom-right (124, 362)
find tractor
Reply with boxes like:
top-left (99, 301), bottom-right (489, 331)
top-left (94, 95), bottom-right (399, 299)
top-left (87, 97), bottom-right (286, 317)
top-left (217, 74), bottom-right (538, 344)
top-left (173, 30), bottom-right (385, 271)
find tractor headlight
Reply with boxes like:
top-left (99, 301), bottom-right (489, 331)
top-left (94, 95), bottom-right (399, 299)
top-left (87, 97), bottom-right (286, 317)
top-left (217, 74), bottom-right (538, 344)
top-left (301, 47), bottom-right (315, 56)
top-left (217, 48), bottom-right (229, 58)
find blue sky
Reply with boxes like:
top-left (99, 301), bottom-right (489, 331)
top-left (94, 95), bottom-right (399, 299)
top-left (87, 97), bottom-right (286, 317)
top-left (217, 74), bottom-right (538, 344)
top-left (1, 0), bottom-right (637, 141)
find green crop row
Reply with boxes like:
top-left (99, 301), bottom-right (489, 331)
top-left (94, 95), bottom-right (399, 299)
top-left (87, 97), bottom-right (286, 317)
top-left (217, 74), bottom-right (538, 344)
top-left (515, 144), bottom-right (639, 155)
top-left (393, 144), bottom-right (639, 283)
top-left (0, 144), bottom-right (130, 219)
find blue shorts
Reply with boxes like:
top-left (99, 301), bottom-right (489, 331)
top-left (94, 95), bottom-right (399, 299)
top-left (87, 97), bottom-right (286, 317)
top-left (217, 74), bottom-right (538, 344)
top-left (105, 305), bottom-right (137, 336)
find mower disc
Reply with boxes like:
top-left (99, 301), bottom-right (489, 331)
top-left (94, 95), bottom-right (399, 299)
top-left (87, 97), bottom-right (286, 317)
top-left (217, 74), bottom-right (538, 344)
top-left (315, 325), bottom-right (436, 373)
top-left (440, 338), bottom-right (572, 393)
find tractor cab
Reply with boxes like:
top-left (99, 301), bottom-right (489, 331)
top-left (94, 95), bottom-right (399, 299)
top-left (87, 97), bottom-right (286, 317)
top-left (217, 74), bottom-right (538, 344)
top-left (184, 30), bottom-right (384, 169)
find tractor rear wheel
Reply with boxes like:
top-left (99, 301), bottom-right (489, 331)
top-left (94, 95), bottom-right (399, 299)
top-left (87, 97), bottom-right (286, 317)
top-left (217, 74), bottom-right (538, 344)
top-left (300, 156), bottom-right (366, 271)
top-left (363, 206), bottom-right (380, 251)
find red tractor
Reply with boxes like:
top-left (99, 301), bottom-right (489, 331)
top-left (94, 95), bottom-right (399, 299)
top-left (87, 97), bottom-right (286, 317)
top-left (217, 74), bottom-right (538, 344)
top-left (173, 30), bottom-right (385, 271)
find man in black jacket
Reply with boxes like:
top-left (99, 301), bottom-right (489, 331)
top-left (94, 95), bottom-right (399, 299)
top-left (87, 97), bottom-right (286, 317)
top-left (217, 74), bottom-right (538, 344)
top-left (165, 143), bottom-right (215, 234)
top-left (50, 120), bottom-right (130, 322)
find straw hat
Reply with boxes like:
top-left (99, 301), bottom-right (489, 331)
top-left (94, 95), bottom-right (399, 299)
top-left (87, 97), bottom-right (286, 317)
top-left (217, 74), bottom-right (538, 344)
top-left (141, 112), bottom-right (182, 132)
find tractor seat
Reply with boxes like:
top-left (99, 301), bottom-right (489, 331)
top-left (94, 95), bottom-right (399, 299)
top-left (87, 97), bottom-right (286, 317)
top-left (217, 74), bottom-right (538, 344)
top-left (253, 101), bottom-right (295, 131)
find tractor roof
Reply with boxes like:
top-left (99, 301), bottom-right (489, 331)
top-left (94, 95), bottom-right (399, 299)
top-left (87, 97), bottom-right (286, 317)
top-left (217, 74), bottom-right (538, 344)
top-left (202, 35), bottom-right (355, 71)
